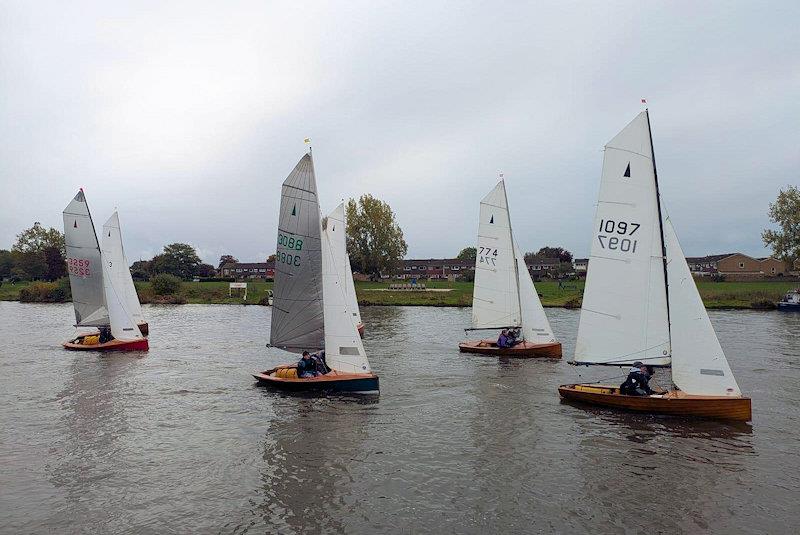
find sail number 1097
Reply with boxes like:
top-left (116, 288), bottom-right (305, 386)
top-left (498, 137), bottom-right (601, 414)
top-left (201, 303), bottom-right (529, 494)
top-left (597, 219), bottom-right (640, 253)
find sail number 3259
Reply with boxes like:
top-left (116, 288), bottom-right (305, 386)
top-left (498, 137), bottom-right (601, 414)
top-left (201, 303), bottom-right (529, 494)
top-left (597, 219), bottom-right (640, 253)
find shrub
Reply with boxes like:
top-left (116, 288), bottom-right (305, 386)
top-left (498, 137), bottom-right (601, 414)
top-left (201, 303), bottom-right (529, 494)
top-left (564, 296), bottom-right (582, 309)
top-left (710, 274), bottom-right (726, 282)
top-left (19, 279), bottom-right (71, 302)
top-left (150, 273), bottom-right (182, 296)
top-left (750, 299), bottom-right (776, 310)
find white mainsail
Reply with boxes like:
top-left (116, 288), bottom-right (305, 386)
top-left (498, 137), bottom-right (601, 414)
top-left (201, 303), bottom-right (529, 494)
top-left (63, 189), bottom-right (109, 327)
top-left (270, 154), bottom-right (325, 352)
top-left (514, 243), bottom-right (556, 344)
top-left (472, 181), bottom-right (521, 329)
top-left (101, 258), bottom-right (144, 341)
top-left (664, 216), bottom-right (741, 396)
top-left (101, 212), bottom-right (145, 328)
top-left (321, 217), bottom-right (371, 373)
top-left (324, 203), bottom-right (363, 329)
top-left (574, 112), bottom-right (671, 366)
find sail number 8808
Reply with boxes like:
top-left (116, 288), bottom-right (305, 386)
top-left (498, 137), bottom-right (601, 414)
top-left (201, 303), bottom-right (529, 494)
top-left (597, 219), bottom-right (640, 253)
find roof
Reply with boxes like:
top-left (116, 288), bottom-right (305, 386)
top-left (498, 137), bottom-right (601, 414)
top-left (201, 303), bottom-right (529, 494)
top-left (525, 256), bottom-right (562, 266)
top-left (685, 253), bottom-right (737, 263)
top-left (401, 258), bottom-right (473, 267)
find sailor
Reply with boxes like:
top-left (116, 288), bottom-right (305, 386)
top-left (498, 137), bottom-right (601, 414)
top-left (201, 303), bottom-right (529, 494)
top-left (297, 351), bottom-right (320, 378)
top-left (620, 361), bottom-right (655, 396)
top-left (507, 328), bottom-right (520, 346)
top-left (309, 350), bottom-right (329, 375)
top-left (98, 326), bottom-right (113, 344)
top-left (497, 329), bottom-right (510, 348)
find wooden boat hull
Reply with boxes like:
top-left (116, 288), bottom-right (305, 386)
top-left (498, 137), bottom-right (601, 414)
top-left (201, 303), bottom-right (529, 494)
top-left (459, 339), bottom-right (562, 358)
top-left (777, 302), bottom-right (800, 311)
top-left (138, 322), bottom-right (149, 336)
top-left (63, 337), bottom-right (149, 352)
top-left (253, 366), bottom-right (379, 394)
top-left (558, 384), bottom-right (752, 421)
top-left (357, 322), bottom-right (365, 338)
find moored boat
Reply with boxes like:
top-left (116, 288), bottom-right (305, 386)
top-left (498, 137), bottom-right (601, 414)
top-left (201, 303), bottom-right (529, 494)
top-left (777, 289), bottom-right (800, 311)
top-left (559, 110), bottom-right (750, 421)
top-left (459, 180), bottom-right (562, 358)
top-left (254, 151), bottom-right (377, 393)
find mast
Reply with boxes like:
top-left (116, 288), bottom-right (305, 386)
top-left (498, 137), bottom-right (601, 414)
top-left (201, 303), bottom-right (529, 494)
top-left (645, 109), bottom-right (672, 364)
top-left (501, 179), bottom-right (524, 338)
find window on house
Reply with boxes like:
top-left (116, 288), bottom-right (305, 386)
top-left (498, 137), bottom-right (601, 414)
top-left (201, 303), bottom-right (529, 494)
top-left (404, 267), bottom-right (411, 271)
top-left (259, 269), bottom-right (266, 272)
top-left (237, 268), bottom-right (243, 272)
top-left (771, 267), bottom-right (776, 273)
top-left (739, 262), bottom-right (744, 269)
top-left (452, 266), bottom-right (460, 271)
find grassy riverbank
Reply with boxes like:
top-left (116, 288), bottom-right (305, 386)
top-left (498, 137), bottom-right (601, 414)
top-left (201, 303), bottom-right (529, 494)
top-left (1, 279), bottom-right (795, 309)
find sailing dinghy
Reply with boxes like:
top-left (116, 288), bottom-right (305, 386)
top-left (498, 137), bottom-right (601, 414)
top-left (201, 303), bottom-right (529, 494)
top-left (558, 111), bottom-right (751, 421)
top-left (459, 180), bottom-right (561, 358)
top-left (253, 153), bottom-right (378, 393)
top-left (62, 190), bottom-right (148, 351)
top-left (325, 203), bottom-right (365, 337)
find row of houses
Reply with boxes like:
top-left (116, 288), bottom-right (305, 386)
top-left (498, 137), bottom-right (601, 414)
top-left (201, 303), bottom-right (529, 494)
top-left (216, 253), bottom-right (795, 281)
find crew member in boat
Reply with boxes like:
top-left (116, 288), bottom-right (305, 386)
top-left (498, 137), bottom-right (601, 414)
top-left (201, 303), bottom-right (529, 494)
top-left (497, 329), bottom-right (511, 348)
top-left (98, 326), bottom-right (113, 344)
top-left (619, 361), bottom-right (655, 396)
top-left (297, 351), bottom-right (330, 378)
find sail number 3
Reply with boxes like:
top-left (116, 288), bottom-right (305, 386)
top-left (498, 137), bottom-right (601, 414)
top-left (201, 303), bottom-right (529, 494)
top-left (67, 257), bottom-right (91, 277)
top-left (597, 219), bottom-right (640, 253)
top-left (478, 246), bottom-right (498, 266)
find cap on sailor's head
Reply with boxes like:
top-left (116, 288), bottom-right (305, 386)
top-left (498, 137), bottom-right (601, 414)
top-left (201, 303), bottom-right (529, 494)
top-left (632, 361), bottom-right (644, 368)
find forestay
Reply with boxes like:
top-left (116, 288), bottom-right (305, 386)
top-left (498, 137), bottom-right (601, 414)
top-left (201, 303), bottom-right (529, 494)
top-left (321, 220), bottom-right (371, 373)
top-left (574, 112), bottom-right (671, 366)
top-left (472, 181), bottom-right (521, 329)
top-left (324, 203), bottom-right (362, 329)
top-left (62, 189), bottom-right (109, 327)
top-left (102, 212), bottom-right (145, 328)
top-left (665, 216), bottom-right (741, 395)
top-left (101, 259), bottom-right (144, 341)
top-left (269, 154), bottom-right (325, 353)
top-left (514, 243), bottom-right (556, 344)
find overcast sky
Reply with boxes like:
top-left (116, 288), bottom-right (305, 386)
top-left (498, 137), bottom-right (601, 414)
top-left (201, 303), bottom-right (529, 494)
top-left (1, 1), bottom-right (798, 265)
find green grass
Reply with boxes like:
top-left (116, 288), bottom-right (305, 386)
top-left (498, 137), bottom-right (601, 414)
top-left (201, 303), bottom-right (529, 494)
top-left (0, 281), bottom-right (31, 301)
top-left (2, 278), bottom-right (796, 309)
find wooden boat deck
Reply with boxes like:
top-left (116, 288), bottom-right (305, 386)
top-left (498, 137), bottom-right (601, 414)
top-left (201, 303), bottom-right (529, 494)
top-left (558, 383), bottom-right (752, 421)
top-left (459, 339), bottom-right (562, 358)
top-left (253, 365), bottom-right (379, 393)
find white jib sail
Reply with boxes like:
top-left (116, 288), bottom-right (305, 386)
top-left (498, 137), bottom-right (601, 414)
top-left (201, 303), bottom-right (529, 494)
top-left (321, 216), bottom-right (371, 374)
top-left (514, 243), bottom-right (556, 344)
top-left (574, 112), bottom-right (671, 366)
top-left (102, 212), bottom-right (145, 328)
top-left (101, 256), bottom-right (144, 341)
top-left (325, 203), bottom-right (363, 328)
top-left (472, 180), bottom-right (521, 329)
top-left (664, 216), bottom-right (741, 396)
top-left (63, 189), bottom-right (109, 327)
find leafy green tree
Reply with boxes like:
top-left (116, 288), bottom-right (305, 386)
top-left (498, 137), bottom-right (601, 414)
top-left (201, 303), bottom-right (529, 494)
top-left (196, 263), bottom-right (216, 277)
top-left (533, 246), bottom-right (573, 263)
top-left (130, 260), bottom-right (152, 281)
top-left (150, 243), bottom-right (201, 279)
top-left (346, 194), bottom-right (408, 278)
top-left (218, 254), bottom-right (238, 269)
top-left (0, 250), bottom-right (13, 278)
top-left (10, 223), bottom-right (66, 280)
top-left (762, 185), bottom-right (800, 263)
top-left (457, 247), bottom-right (477, 261)
top-left (12, 222), bottom-right (65, 255)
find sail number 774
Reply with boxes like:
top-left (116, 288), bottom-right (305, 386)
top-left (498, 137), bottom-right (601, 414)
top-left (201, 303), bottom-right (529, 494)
top-left (597, 219), bottom-right (640, 253)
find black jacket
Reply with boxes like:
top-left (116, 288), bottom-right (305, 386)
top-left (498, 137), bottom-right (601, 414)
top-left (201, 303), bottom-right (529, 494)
top-left (620, 370), bottom-right (654, 396)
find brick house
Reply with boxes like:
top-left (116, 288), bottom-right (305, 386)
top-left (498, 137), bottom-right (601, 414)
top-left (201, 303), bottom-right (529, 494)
top-left (219, 260), bottom-right (276, 280)
top-left (574, 258), bottom-right (589, 274)
top-left (686, 253), bottom-right (788, 277)
top-left (396, 258), bottom-right (474, 280)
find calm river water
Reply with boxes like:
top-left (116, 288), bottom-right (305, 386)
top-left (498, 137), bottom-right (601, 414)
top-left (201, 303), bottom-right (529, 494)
top-left (1, 302), bottom-right (799, 534)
